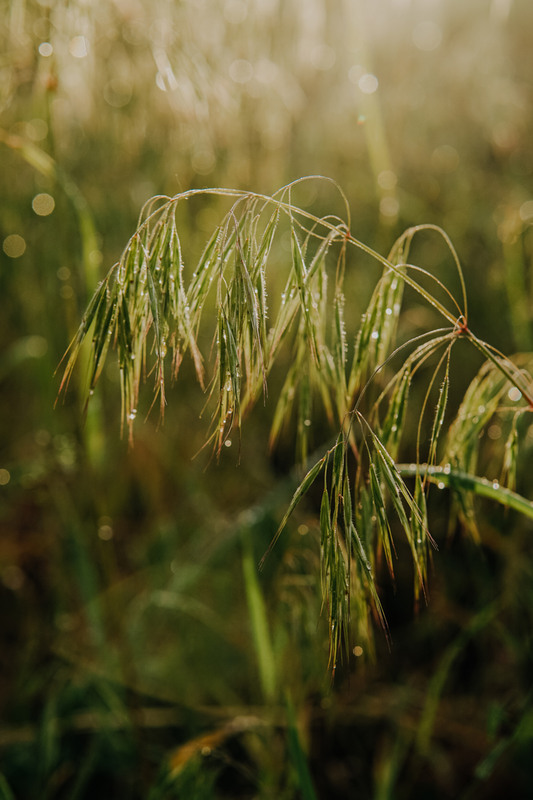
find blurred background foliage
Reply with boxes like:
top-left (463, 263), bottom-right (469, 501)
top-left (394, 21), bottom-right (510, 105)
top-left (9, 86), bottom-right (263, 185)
top-left (1, 0), bottom-right (533, 797)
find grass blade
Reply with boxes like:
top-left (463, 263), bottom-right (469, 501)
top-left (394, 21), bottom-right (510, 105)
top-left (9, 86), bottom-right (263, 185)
top-left (260, 456), bottom-right (326, 568)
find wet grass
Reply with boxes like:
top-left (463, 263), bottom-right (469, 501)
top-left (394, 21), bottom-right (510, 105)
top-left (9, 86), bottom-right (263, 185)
top-left (2, 1), bottom-right (533, 797)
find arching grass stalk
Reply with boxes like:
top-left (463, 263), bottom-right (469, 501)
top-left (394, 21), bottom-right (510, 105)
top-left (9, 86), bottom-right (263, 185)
top-left (396, 464), bottom-right (533, 520)
top-left (60, 177), bottom-right (533, 667)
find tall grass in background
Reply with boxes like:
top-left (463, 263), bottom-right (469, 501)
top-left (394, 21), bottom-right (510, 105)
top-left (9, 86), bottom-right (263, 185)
top-left (2, 0), bottom-right (533, 797)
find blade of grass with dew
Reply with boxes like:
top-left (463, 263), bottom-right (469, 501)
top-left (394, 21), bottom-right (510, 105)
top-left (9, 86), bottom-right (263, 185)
top-left (427, 354), bottom-right (450, 469)
top-left (365, 423), bottom-right (428, 595)
top-left (369, 461), bottom-right (396, 579)
top-left (377, 363), bottom-right (411, 461)
top-left (296, 369), bottom-right (313, 466)
top-left (331, 290), bottom-right (348, 417)
top-left (261, 455), bottom-right (327, 568)
top-left (347, 240), bottom-right (406, 401)
top-left (397, 464), bottom-right (533, 521)
top-left (444, 360), bottom-right (511, 474)
top-left (501, 414), bottom-right (519, 492)
top-left (291, 226), bottom-right (320, 365)
top-left (411, 469), bottom-right (430, 595)
top-left (349, 520), bottom-right (389, 641)
top-left (467, 333), bottom-right (533, 408)
top-left (269, 359), bottom-right (299, 451)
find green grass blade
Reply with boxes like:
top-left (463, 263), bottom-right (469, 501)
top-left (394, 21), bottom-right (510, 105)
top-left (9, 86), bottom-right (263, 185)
top-left (0, 774), bottom-right (16, 800)
top-left (286, 696), bottom-right (318, 800)
top-left (260, 456), bottom-right (326, 567)
top-left (242, 532), bottom-right (277, 703)
top-left (397, 464), bottom-right (533, 521)
top-left (427, 359), bottom-right (450, 467)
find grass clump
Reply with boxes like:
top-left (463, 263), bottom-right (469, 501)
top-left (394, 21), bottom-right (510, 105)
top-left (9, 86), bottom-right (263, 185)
top-left (61, 176), bottom-right (533, 670)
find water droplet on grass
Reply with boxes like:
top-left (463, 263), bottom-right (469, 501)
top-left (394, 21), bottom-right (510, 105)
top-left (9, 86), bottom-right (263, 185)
top-left (508, 387), bottom-right (522, 402)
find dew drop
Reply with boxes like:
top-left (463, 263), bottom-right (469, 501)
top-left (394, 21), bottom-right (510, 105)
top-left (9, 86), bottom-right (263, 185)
top-left (437, 481), bottom-right (445, 490)
top-left (508, 387), bottom-right (522, 402)
top-left (303, 419), bottom-right (311, 427)
top-left (492, 480), bottom-right (500, 490)
top-left (371, 331), bottom-right (379, 340)
top-left (128, 409), bottom-right (137, 421)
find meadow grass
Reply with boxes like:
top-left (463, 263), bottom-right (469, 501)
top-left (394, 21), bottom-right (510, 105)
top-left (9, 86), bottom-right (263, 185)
top-left (60, 177), bottom-right (533, 671)
top-left (2, 1), bottom-right (533, 797)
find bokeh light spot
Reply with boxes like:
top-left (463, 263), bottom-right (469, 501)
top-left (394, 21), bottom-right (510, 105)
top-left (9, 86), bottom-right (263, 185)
top-left (229, 59), bottom-right (253, 84)
top-left (3, 234), bottom-right (26, 258)
top-left (25, 336), bottom-right (48, 357)
top-left (38, 41), bottom-right (53, 57)
top-left (380, 196), bottom-right (400, 218)
top-left (431, 144), bottom-right (460, 173)
top-left (348, 64), bottom-right (364, 84)
top-left (488, 424), bottom-right (502, 440)
top-left (57, 266), bottom-right (71, 281)
top-left (60, 285), bottom-right (74, 300)
top-left (98, 524), bottom-right (114, 541)
top-left (0, 469), bottom-right (11, 486)
top-left (103, 79), bottom-right (132, 108)
top-left (358, 73), bottom-right (379, 94)
top-left (69, 35), bottom-right (89, 58)
top-left (32, 193), bottom-right (55, 216)
top-left (377, 170), bottom-right (397, 191)
top-left (519, 200), bottom-right (533, 222)
top-left (2, 565), bottom-right (24, 591)
top-left (191, 148), bottom-right (216, 175)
